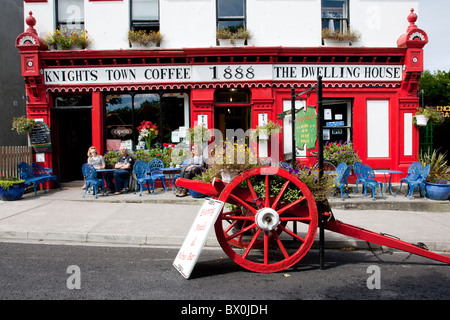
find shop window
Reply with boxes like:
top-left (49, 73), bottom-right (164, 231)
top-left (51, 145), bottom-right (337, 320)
top-left (322, 100), bottom-right (352, 144)
top-left (105, 92), bottom-right (188, 151)
top-left (105, 94), bottom-right (133, 150)
top-left (322, 0), bottom-right (349, 33)
top-left (217, 0), bottom-right (246, 31)
top-left (131, 0), bottom-right (160, 33)
top-left (56, 0), bottom-right (85, 32)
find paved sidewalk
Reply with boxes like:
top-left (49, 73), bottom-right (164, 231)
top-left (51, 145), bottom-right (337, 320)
top-left (0, 181), bottom-right (449, 255)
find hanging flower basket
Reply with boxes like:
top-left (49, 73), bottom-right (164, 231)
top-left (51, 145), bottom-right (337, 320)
top-left (414, 115), bottom-right (429, 126)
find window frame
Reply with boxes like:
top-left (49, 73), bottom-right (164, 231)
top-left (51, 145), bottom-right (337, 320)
top-left (321, 0), bottom-right (349, 33)
top-left (216, 0), bottom-right (246, 32)
top-left (130, 0), bottom-right (160, 33)
top-left (55, 0), bottom-right (85, 33)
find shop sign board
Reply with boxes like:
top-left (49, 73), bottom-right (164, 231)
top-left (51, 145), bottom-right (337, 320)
top-left (43, 64), bottom-right (403, 85)
top-left (295, 108), bottom-right (317, 150)
top-left (30, 121), bottom-right (52, 153)
top-left (173, 198), bottom-right (224, 279)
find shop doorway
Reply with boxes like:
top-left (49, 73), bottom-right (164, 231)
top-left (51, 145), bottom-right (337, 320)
top-left (214, 89), bottom-right (251, 143)
top-left (214, 106), bottom-right (251, 141)
top-left (52, 108), bottom-right (92, 182)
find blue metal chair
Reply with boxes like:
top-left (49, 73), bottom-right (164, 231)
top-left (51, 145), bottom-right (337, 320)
top-left (148, 158), bottom-right (168, 193)
top-left (133, 161), bottom-right (152, 196)
top-left (352, 161), bottom-right (367, 195)
top-left (82, 163), bottom-right (106, 199)
top-left (361, 164), bottom-right (385, 201)
top-left (17, 162), bottom-right (46, 197)
top-left (32, 162), bottom-right (61, 190)
top-left (332, 164), bottom-right (352, 201)
top-left (397, 161), bottom-right (422, 196)
top-left (406, 164), bottom-right (430, 199)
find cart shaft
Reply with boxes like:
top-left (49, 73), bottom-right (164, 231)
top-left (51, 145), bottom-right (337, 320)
top-left (323, 218), bottom-right (450, 264)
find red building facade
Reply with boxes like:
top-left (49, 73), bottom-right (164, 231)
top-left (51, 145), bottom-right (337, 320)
top-left (16, 10), bottom-right (428, 182)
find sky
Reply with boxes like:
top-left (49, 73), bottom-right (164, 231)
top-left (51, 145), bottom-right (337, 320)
top-left (419, 0), bottom-right (450, 72)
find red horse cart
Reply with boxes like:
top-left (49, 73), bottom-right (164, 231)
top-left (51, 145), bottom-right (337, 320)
top-left (176, 166), bottom-right (450, 273)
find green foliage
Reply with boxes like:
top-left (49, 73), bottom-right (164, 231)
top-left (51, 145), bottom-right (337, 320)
top-left (128, 30), bottom-right (163, 46)
top-left (104, 147), bottom-right (175, 168)
top-left (321, 27), bottom-right (360, 42)
top-left (419, 149), bottom-right (450, 184)
top-left (0, 175), bottom-right (25, 190)
top-left (44, 29), bottom-right (92, 50)
top-left (251, 120), bottom-right (282, 140)
top-left (324, 141), bottom-right (361, 166)
top-left (11, 116), bottom-right (35, 135)
top-left (414, 106), bottom-right (445, 126)
top-left (419, 70), bottom-right (450, 107)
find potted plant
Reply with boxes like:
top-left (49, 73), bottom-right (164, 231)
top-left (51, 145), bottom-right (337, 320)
top-left (44, 29), bottom-right (92, 50)
top-left (11, 116), bottom-right (35, 135)
top-left (232, 28), bottom-right (251, 47)
top-left (137, 120), bottom-right (159, 149)
top-left (188, 124), bottom-right (212, 143)
top-left (251, 120), bottom-right (282, 140)
top-left (323, 141), bottom-right (361, 167)
top-left (0, 175), bottom-right (26, 201)
top-left (71, 30), bottom-right (92, 49)
top-left (413, 106), bottom-right (445, 127)
top-left (128, 30), bottom-right (163, 48)
top-left (216, 27), bottom-right (232, 46)
top-left (420, 150), bottom-right (450, 200)
top-left (321, 28), bottom-right (360, 46)
top-left (196, 139), bottom-right (259, 183)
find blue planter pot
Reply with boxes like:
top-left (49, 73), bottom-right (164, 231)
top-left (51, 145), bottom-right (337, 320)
top-left (189, 189), bottom-right (207, 198)
top-left (425, 182), bottom-right (450, 201)
top-left (0, 183), bottom-right (26, 201)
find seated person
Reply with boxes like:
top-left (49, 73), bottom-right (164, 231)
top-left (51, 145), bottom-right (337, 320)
top-left (112, 146), bottom-right (134, 195)
top-left (87, 146), bottom-right (105, 170)
top-left (85, 146), bottom-right (111, 190)
top-left (176, 144), bottom-right (205, 197)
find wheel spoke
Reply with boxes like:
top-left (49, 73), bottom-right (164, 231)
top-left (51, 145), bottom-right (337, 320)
top-left (246, 178), bottom-right (260, 208)
top-left (225, 222), bottom-right (257, 241)
top-left (229, 194), bottom-right (257, 214)
top-left (264, 231), bottom-right (269, 265)
top-left (279, 224), bottom-right (305, 243)
top-left (280, 216), bottom-right (311, 222)
top-left (272, 231), bottom-right (289, 259)
top-left (242, 228), bottom-right (262, 259)
top-left (264, 175), bottom-right (270, 207)
top-left (271, 180), bottom-right (290, 210)
top-left (277, 196), bottom-right (306, 215)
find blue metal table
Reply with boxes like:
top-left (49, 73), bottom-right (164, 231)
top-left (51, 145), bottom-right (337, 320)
top-left (162, 167), bottom-right (182, 191)
top-left (375, 170), bottom-right (403, 196)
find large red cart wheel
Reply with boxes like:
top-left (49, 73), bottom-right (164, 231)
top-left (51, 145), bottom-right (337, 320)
top-left (215, 166), bottom-right (318, 273)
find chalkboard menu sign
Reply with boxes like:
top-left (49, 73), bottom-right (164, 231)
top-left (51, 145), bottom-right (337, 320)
top-left (30, 121), bottom-right (52, 153)
top-left (295, 108), bottom-right (317, 150)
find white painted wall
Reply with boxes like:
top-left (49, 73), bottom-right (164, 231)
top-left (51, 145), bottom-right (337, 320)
top-left (23, 0), bottom-right (419, 50)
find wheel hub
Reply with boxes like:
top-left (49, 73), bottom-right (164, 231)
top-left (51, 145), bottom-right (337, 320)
top-left (255, 207), bottom-right (280, 231)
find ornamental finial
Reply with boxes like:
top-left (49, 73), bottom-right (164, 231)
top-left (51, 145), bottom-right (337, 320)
top-left (25, 11), bottom-right (37, 35)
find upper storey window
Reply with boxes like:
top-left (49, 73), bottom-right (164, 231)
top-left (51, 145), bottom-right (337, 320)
top-left (322, 0), bottom-right (349, 32)
top-left (217, 0), bottom-right (246, 32)
top-left (57, 0), bottom-right (84, 32)
top-left (131, 0), bottom-right (160, 32)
